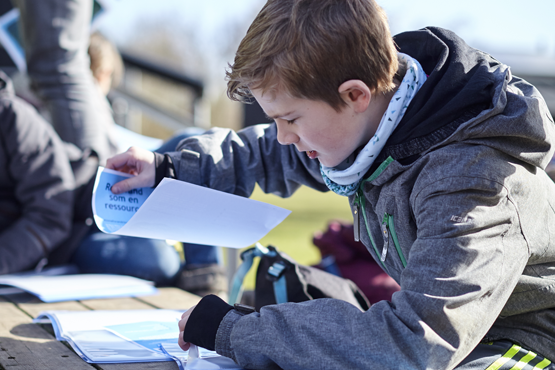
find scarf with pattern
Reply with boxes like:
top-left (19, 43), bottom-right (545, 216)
top-left (320, 53), bottom-right (427, 196)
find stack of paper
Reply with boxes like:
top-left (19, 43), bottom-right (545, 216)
top-left (0, 274), bottom-right (157, 302)
top-left (34, 310), bottom-right (244, 369)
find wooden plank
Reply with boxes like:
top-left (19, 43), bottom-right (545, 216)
top-left (0, 289), bottom-right (196, 370)
top-left (80, 296), bottom-right (153, 310)
top-left (136, 288), bottom-right (202, 310)
top-left (4, 291), bottom-right (50, 304)
top-left (6, 292), bottom-right (90, 319)
top-left (0, 297), bottom-right (95, 370)
top-left (99, 360), bottom-right (179, 369)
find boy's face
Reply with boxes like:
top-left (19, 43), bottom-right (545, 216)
top-left (252, 87), bottom-right (375, 168)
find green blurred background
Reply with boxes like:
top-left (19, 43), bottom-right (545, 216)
top-left (237, 185), bottom-right (353, 290)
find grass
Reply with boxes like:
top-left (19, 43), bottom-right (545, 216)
top-left (232, 185), bottom-right (353, 290)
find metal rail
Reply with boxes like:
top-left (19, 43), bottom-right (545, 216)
top-left (120, 51), bottom-right (204, 99)
top-left (113, 51), bottom-right (205, 131)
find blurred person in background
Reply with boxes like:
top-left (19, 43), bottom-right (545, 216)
top-left (0, 65), bottom-right (181, 285)
top-left (12, 0), bottom-right (119, 165)
top-left (0, 70), bottom-right (74, 275)
top-left (88, 31), bottom-right (124, 97)
top-left (5, 0), bottom-right (226, 296)
top-left (7, 0), bottom-right (180, 287)
top-left (80, 30), bottom-right (227, 296)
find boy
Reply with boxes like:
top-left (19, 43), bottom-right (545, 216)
top-left (107, 0), bottom-right (555, 368)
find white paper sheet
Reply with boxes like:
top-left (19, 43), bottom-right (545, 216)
top-left (92, 167), bottom-right (291, 248)
top-left (161, 342), bottom-right (244, 370)
top-left (0, 274), bottom-right (157, 302)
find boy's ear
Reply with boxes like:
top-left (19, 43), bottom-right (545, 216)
top-left (338, 80), bottom-right (372, 112)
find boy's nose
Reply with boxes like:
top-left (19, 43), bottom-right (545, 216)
top-left (276, 121), bottom-right (299, 146)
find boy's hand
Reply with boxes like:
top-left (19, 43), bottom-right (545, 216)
top-left (106, 146), bottom-right (156, 194)
top-left (178, 306), bottom-right (196, 351)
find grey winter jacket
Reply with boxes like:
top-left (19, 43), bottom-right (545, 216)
top-left (168, 28), bottom-right (555, 369)
top-left (0, 72), bottom-right (74, 274)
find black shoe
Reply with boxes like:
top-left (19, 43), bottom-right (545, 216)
top-left (175, 264), bottom-right (228, 300)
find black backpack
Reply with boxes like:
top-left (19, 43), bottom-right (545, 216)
top-left (229, 243), bottom-right (370, 311)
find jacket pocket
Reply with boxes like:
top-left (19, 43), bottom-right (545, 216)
top-left (382, 213), bottom-right (407, 269)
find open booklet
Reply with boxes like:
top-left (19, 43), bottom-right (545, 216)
top-left (92, 167), bottom-right (291, 248)
top-left (34, 310), bottom-right (244, 369)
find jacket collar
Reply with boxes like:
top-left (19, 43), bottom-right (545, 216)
top-left (374, 27), bottom-right (501, 166)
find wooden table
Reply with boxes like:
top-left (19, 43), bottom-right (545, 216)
top-left (0, 287), bottom-right (202, 369)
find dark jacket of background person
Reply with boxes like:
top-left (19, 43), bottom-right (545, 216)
top-left (13, 0), bottom-right (119, 164)
top-left (0, 72), bottom-right (74, 274)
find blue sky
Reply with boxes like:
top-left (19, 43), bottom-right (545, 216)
top-left (381, 0), bottom-right (555, 56)
top-left (95, 0), bottom-right (555, 84)
top-left (97, 0), bottom-right (554, 56)
top-left (96, 0), bottom-right (264, 49)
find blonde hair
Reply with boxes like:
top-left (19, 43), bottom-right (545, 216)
top-left (227, 0), bottom-right (398, 111)
top-left (88, 32), bottom-right (124, 90)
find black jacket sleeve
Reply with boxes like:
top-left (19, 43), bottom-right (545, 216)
top-left (183, 294), bottom-right (234, 351)
top-left (0, 77), bottom-right (75, 274)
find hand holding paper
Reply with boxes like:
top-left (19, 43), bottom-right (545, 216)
top-left (105, 146), bottom-right (156, 192)
top-left (92, 167), bottom-right (291, 248)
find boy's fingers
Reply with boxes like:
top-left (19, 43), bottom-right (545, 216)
top-left (105, 151), bottom-right (133, 170)
top-left (106, 147), bottom-right (154, 172)
top-left (178, 318), bottom-right (186, 332)
top-left (105, 147), bottom-right (156, 194)
top-left (111, 175), bottom-right (151, 194)
top-left (178, 334), bottom-right (191, 351)
top-left (110, 178), bottom-right (133, 194)
top-left (177, 307), bottom-right (195, 331)
top-left (182, 306), bottom-right (195, 319)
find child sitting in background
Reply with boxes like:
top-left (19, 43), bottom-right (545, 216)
top-left (79, 30), bottom-right (227, 296)
top-left (8, 0), bottom-right (226, 297)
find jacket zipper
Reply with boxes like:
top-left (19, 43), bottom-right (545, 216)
top-left (353, 156), bottom-right (394, 242)
top-left (380, 216), bottom-right (389, 263)
top-left (354, 190), bottom-right (386, 272)
top-left (352, 156), bottom-right (400, 272)
top-left (353, 198), bottom-right (360, 242)
top-left (382, 213), bottom-right (407, 268)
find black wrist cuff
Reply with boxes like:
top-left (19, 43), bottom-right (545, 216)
top-left (154, 152), bottom-right (176, 187)
top-left (183, 294), bottom-right (233, 351)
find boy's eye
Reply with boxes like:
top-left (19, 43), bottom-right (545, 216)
top-left (286, 119), bottom-right (296, 125)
